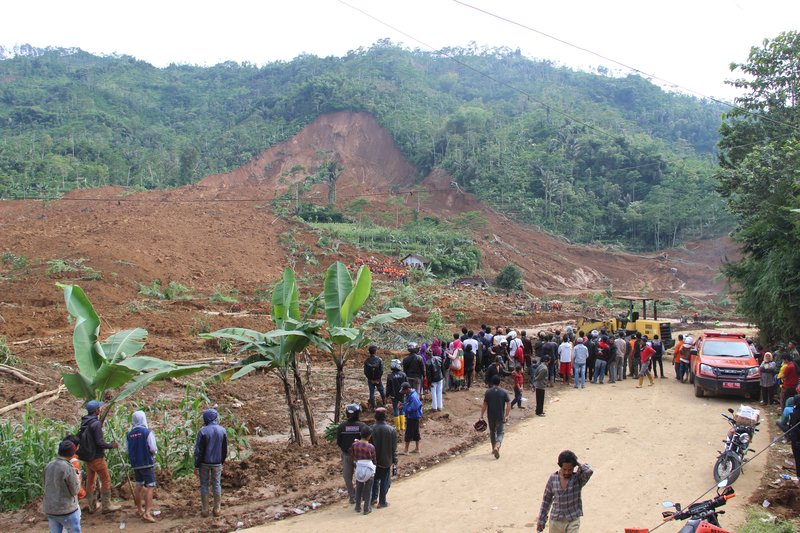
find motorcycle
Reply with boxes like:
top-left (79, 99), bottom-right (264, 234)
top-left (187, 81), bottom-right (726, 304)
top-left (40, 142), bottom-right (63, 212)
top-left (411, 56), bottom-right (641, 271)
top-left (625, 481), bottom-right (736, 533)
top-left (712, 408), bottom-right (759, 484)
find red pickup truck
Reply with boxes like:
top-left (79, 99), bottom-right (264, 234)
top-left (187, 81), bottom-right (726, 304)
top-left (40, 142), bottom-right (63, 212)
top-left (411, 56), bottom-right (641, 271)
top-left (688, 331), bottom-right (760, 398)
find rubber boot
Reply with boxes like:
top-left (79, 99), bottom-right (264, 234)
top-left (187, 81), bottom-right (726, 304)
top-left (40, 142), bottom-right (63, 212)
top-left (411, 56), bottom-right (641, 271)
top-left (393, 416), bottom-right (401, 431)
top-left (212, 494), bottom-right (221, 517)
top-left (201, 493), bottom-right (209, 517)
top-left (636, 376), bottom-right (644, 388)
top-left (101, 491), bottom-right (121, 513)
top-left (400, 415), bottom-right (406, 431)
top-left (648, 374), bottom-right (655, 386)
top-left (86, 492), bottom-right (97, 514)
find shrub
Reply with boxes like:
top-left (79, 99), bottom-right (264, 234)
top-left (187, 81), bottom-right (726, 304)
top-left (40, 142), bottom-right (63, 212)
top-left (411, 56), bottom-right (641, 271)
top-left (138, 279), bottom-right (192, 300)
top-left (496, 264), bottom-right (523, 290)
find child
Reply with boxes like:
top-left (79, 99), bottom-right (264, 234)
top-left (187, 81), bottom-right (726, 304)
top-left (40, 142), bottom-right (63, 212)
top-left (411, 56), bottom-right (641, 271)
top-left (63, 435), bottom-right (86, 500)
top-left (349, 426), bottom-right (376, 515)
top-left (511, 366), bottom-right (525, 409)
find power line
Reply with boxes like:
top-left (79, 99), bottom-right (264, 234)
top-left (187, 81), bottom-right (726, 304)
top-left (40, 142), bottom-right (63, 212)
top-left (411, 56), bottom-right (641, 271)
top-left (452, 0), bottom-right (800, 134)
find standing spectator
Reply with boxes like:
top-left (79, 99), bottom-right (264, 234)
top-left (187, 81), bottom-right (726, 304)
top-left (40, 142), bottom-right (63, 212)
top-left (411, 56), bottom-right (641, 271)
top-left (400, 382), bottom-right (423, 454)
top-left (789, 341), bottom-right (800, 362)
top-left (778, 353), bottom-right (799, 408)
top-left (650, 335), bottom-right (665, 378)
top-left (77, 400), bottom-right (120, 514)
top-left (426, 348), bottom-right (445, 411)
top-left (44, 440), bottom-right (82, 533)
top-left (536, 450), bottom-right (593, 532)
top-left (636, 341), bottom-right (656, 388)
top-left (591, 337), bottom-right (609, 385)
top-left (485, 355), bottom-right (511, 386)
top-left (363, 345), bottom-right (386, 409)
top-left (448, 333), bottom-right (465, 390)
top-left (584, 333), bottom-right (597, 382)
top-left (126, 411), bottom-right (158, 523)
top-left (533, 355), bottom-right (550, 416)
top-left (335, 404), bottom-right (367, 504)
top-left (463, 343), bottom-right (476, 390)
top-left (679, 335), bottom-right (692, 383)
top-left (350, 426), bottom-right (376, 515)
top-left (786, 393), bottom-right (800, 488)
top-left (370, 408), bottom-right (397, 508)
top-left (194, 409), bottom-right (228, 517)
top-left (402, 342), bottom-right (425, 398)
top-left (508, 331), bottom-right (523, 363)
top-left (759, 352), bottom-right (778, 406)
top-left (480, 374), bottom-right (512, 458)
top-left (558, 336), bottom-right (573, 386)
top-left (522, 330), bottom-right (534, 368)
top-left (629, 333), bottom-right (643, 379)
top-left (572, 338), bottom-right (588, 389)
top-left (672, 334), bottom-right (685, 381)
top-left (62, 435), bottom-right (86, 503)
top-left (614, 332), bottom-right (628, 381)
top-left (385, 359), bottom-right (407, 430)
top-left (510, 365), bottom-right (525, 409)
top-left (541, 335), bottom-right (558, 386)
top-left (606, 336), bottom-right (618, 384)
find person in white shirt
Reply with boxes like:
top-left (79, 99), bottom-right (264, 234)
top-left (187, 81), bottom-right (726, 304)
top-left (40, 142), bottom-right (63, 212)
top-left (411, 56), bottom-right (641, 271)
top-left (558, 336), bottom-right (573, 385)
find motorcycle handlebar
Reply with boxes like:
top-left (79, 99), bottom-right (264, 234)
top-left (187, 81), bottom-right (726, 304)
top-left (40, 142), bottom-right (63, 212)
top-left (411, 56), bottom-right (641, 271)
top-left (672, 490), bottom-right (735, 521)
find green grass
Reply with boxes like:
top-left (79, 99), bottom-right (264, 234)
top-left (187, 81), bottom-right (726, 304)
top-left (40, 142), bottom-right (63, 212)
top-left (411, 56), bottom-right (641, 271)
top-left (0, 387), bottom-right (250, 512)
top-left (46, 258), bottom-right (102, 280)
top-left (138, 279), bottom-right (193, 300)
top-left (738, 508), bottom-right (797, 533)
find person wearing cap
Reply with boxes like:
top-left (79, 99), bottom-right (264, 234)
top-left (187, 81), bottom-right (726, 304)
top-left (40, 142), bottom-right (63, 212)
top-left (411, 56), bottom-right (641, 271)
top-left (127, 411), bottom-right (158, 522)
top-left (77, 400), bottom-right (120, 514)
top-left (370, 407), bottom-right (397, 508)
top-left (44, 440), bottom-right (82, 532)
top-left (485, 355), bottom-right (511, 387)
top-left (385, 359), bottom-right (408, 431)
top-left (400, 382), bottom-right (423, 454)
top-left (194, 409), bottom-right (228, 517)
top-left (336, 403), bottom-right (367, 504)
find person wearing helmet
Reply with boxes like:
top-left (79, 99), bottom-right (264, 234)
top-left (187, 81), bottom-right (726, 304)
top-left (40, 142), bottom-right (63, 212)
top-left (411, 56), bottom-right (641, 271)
top-left (402, 342), bottom-right (425, 398)
top-left (336, 403), bottom-right (368, 504)
top-left (386, 359), bottom-right (408, 431)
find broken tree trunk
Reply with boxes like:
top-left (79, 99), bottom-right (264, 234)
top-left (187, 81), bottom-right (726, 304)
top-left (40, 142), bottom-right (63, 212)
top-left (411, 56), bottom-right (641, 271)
top-left (0, 385), bottom-right (65, 415)
top-left (293, 360), bottom-right (318, 446)
top-left (0, 364), bottom-right (44, 386)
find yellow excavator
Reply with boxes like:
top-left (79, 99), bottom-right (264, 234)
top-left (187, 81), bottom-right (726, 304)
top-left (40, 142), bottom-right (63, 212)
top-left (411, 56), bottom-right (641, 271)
top-left (575, 297), bottom-right (674, 347)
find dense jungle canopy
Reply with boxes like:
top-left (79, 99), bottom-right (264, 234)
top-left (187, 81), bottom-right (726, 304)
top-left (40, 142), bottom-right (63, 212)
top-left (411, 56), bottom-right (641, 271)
top-left (0, 41), bottom-right (732, 250)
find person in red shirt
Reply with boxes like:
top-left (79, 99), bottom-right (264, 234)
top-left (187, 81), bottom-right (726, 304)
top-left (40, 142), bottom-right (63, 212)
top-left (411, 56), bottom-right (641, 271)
top-left (636, 341), bottom-right (656, 388)
top-left (779, 353), bottom-right (799, 408)
top-left (510, 367), bottom-right (525, 409)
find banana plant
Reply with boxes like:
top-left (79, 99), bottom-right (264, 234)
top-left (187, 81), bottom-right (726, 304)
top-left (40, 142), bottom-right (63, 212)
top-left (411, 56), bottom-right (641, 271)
top-left (203, 268), bottom-right (330, 446)
top-left (56, 283), bottom-right (208, 411)
top-left (322, 262), bottom-right (410, 422)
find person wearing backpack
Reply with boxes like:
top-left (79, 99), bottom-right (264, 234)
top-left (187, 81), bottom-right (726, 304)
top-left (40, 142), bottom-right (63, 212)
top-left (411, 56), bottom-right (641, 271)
top-left (385, 359), bottom-right (408, 431)
top-left (77, 400), bottom-right (120, 514)
top-left (426, 349), bottom-right (444, 411)
top-left (363, 345), bottom-right (386, 410)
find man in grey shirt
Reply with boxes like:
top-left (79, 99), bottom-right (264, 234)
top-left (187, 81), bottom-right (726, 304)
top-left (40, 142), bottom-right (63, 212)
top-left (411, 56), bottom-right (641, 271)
top-left (614, 332), bottom-right (628, 381)
top-left (44, 440), bottom-right (81, 532)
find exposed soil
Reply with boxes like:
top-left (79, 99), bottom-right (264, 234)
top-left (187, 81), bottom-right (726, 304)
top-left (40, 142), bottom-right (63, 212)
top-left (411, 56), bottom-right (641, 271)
top-left (0, 110), bottom-right (768, 532)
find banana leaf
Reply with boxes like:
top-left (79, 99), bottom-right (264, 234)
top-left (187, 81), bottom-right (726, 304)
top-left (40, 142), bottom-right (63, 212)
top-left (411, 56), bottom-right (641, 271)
top-left (56, 283), bottom-right (105, 379)
top-left (101, 328), bottom-right (147, 364)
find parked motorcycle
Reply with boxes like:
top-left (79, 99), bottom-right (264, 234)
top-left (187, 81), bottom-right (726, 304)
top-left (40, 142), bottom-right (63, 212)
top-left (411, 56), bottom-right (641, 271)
top-left (713, 408), bottom-right (759, 484)
top-left (625, 481), bottom-right (736, 533)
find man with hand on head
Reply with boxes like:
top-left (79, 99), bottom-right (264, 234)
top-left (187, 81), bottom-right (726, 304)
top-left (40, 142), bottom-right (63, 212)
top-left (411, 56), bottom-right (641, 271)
top-left (537, 450), bottom-right (593, 532)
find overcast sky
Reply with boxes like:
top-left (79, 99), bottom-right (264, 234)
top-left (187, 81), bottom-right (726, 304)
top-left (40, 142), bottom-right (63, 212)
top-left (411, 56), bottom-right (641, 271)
top-left (2, 0), bottom-right (797, 101)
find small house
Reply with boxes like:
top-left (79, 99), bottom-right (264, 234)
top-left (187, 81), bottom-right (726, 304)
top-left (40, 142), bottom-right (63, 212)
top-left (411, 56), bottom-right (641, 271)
top-left (401, 254), bottom-right (429, 269)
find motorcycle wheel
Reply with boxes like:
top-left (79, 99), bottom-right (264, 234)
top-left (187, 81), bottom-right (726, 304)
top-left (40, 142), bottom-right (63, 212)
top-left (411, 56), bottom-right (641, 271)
top-left (713, 451), bottom-right (741, 484)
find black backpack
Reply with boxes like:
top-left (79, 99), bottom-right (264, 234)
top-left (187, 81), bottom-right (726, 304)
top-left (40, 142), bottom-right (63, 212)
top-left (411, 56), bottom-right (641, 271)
top-left (77, 420), bottom-right (97, 461)
top-left (365, 356), bottom-right (382, 380)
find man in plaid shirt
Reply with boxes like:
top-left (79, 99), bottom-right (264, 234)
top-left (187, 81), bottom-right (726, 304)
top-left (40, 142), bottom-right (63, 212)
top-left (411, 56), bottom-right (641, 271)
top-left (349, 426), bottom-right (377, 514)
top-left (537, 450), bottom-right (593, 532)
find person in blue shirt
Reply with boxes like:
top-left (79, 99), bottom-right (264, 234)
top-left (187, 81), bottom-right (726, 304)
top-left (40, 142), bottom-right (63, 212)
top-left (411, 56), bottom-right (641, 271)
top-left (126, 411), bottom-right (158, 523)
top-left (400, 382), bottom-right (423, 455)
top-left (194, 409), bottom-right (228, 517)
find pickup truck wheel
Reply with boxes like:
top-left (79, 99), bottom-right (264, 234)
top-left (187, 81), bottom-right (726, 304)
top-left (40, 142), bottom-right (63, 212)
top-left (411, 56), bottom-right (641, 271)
top-left (694, 380), bottom-right (704, 398)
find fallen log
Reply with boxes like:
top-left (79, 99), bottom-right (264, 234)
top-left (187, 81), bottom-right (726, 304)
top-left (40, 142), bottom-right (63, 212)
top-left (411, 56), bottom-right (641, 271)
top-left (0, 385), bottom-right (66, 415)
top-left (0, 365), bottom-right (43, 386)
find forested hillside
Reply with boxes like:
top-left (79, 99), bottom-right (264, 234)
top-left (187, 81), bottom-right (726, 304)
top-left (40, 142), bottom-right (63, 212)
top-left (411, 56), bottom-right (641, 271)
top-left (0, 42), bottom-right (731, 250)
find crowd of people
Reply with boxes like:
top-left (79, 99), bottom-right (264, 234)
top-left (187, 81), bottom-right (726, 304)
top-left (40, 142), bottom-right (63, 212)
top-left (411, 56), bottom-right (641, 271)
top-left (42, 401), bottom-right (228, 532)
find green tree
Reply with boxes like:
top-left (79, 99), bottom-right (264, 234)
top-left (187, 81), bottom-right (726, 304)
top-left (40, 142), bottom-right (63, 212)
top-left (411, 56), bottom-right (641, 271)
top-left (717, 31), bottom-right (800, 343)
top-left (496, 263), bottom-right (523, 290)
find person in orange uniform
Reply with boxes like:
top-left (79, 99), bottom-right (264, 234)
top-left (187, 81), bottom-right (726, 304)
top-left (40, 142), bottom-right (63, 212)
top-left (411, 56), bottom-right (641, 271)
top-left (672, 334), bottom-right (685, 381)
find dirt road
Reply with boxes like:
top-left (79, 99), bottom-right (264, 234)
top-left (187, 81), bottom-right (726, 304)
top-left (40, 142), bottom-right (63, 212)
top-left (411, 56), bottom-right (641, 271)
top-left (251, 376), bottom-right (767, 533)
